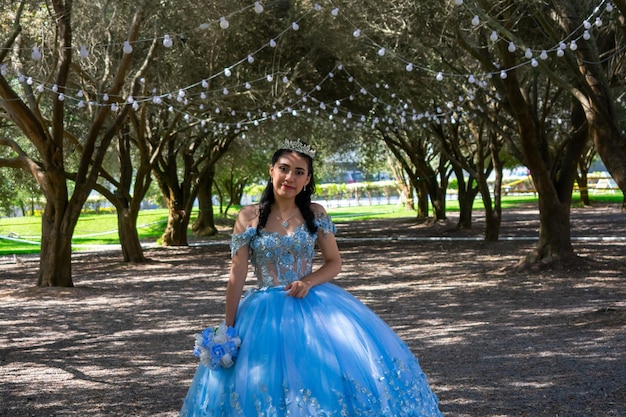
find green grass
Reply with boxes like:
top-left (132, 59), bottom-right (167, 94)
top-left (1, 193), bottom-right (622, 256)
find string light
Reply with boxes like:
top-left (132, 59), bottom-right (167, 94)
top-left (163, 34), bottom-right (173, 48)
top-left (0, 0), bottom-right (619, 134)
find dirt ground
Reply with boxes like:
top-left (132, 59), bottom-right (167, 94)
top-left (1, 204), bottom-right (625, 417)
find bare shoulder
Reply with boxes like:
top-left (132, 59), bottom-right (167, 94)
top-left (234, 205), bottom-right (260, 232)
top-left (310, 202), bottom-right (328, 216)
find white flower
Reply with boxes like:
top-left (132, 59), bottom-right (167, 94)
top-left (220, 353), bottom-right (234, 368)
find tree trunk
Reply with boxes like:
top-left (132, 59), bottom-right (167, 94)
top-left (193, 171), bottom-right (218, 237)
top-left (455, 167), bottom-right (479, 229)
top-left (482, 141), bottom-right (503, 242)
top-left (430, 183), bottom-right (447, 221)
top-left (415, 180), bottom-right (429, 219)
top-left (528, 199), bottom-right (573, 263)
top-left (576, 162), bottom-right (590, 206)
top-left (483, 204), bottom-right (501, 242)
top-left (161, 202), bottom-right (190, 246)
top-left (117, 206), bottom-right (146, 262)
top-left (457, 190), bottom-right (476, 229)
top-left (37, 199), bottom-right (74, 287)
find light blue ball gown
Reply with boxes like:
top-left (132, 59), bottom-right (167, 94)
top-left (180, 213), bottom-right (442, 417)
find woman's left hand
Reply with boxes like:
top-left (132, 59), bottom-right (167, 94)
top-left (284, 280), bottom-right (311, 298)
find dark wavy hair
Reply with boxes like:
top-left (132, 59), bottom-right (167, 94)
top-left (257, 147), bottom-right (317, 235)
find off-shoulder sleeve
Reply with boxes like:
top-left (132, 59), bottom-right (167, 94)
top-left (314, 212), bottom-right (337, 236)
top-left (230, 226), bottom-right (256, 257)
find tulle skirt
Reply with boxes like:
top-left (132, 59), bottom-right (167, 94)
top-left (180, 283), bottom-right (442, 417)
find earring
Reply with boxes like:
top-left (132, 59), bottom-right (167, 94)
top-left (303, 185), bottom-right (307, 192)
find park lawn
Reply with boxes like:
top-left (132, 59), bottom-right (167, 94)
top-left (0, 193), bottom-right (622, 256)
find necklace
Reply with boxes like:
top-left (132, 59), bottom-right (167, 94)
top-left (276, 209), bottom-right (299, 228)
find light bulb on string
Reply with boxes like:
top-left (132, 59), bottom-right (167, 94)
top-left (77, 100), bottom-right (85, 108)
top-left (266, 74), bottom-right (273, 82)
top-left (202, 79), bottom-right (209, 88)
top-left (78, 45), bottom-right (89, 58)
top-left (406, 63), bottom-right (413, 71)
top-left (525, 48), bottom-right (532, 59)
top-left (26, 77), bottom-right (33, 85)
top-left (58, 93), bottom-right (65, 101)
top-left (570, 40), bottom-right (578, 51)
top-left (247, 55), bottom-right (255, 63)
top-left (436, 72), bottom-right (444, 81)
top-left (220, 17), bottom-right (229, 29)
top-left (269, 39), bottom-right (277, 47)
top-left (111, 103), bottom-right (118, 112)
top-left (245, 82), bottom-right (251, 89)
top-left (163, 34), bottom-right (173, 48)
top-left (490, 31), bottom-right (498, 42)
top-left (583, 30), bottom-right (591, 40)
top-left (531, 59), bottom-right (538, 67)
top-left (540, 50), bottom-right (548, 60)
top-left (471, 15), bottom-right (480, 26)
top-left (123, 41), bottom-right (133, 54)
top-left (584, 20), bottom-right (592, 29)
top-left (595, 17), bottom-right (602, 27)
top-left (224, 68), bottom-right (232, 77)
top-left (378, 47), bottom-right (386, 56)
top-left (292, 22), bottom-right (299, 30)
top-left (500, 70), bottom-right (507, 79)
top-left (223, 87), bottom-right (229, 95)
top-left (52, 84), bottom-right (58, 93)
top-left (606, 3), bottom-right (613, 12)
top-left (353, 29), bottom-right (361, 38)
top-left (331, 8), bottom-right (339, 16)
top-left (508, 41), bottom-right (516, 52)
top-left (455, 0), bottom-right (463, 5)
top-left (31, 46), bottom-right (42, 61)
top-left (254, 1), bottom-right (264, 13)
top-left (37, 84), bottom-right (44, 92)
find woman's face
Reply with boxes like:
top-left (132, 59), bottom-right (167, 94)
top-left (269, 152), bottom-right (311, 199)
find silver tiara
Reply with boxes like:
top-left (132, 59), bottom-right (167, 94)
top-left (279, 139), bottom-right (316, 158)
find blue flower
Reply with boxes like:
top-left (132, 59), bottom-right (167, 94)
top-left (193, 321), bottom-right (242, 370)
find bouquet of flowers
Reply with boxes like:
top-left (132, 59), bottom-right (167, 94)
top-left (193, 321), bottom-right (241, 370)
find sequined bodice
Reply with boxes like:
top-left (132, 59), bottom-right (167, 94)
top-left (230, 213), bottom-right (335, 288)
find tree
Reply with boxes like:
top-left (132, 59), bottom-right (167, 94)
top-left (0, 1), bottom-right (148, 286)
top-left (549, 0), bottom-right (626, 211)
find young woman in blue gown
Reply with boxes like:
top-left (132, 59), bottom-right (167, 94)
top-left (180, 139), bottom-right (443, 417)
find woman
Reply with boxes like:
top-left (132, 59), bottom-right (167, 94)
top-left (180, 139), bottom-right (443, 417)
